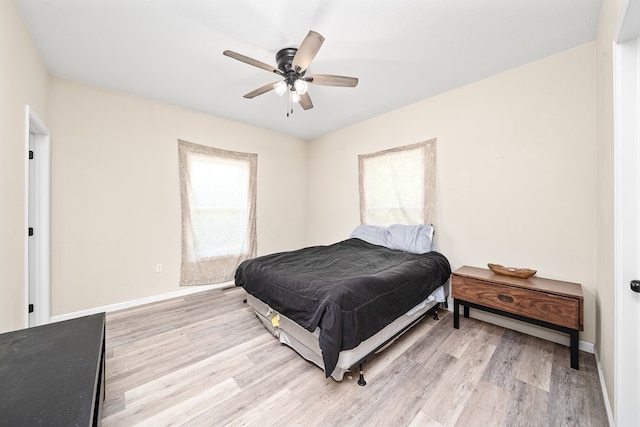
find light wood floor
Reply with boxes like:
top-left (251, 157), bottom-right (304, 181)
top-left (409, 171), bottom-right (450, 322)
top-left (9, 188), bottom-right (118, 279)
top-left (102, 287), bottom-right (608, 426)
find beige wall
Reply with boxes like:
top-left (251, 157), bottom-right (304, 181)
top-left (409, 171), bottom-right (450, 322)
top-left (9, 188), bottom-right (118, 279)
top-left (0, 7), bottom-right (619, 415)
top-left (49, 78), bottom-right (307, 316)
top-left (595, 0), bottom-right (620, 415)
top-left (0, 0), bottom-right (50, 332)
top-left (307, 43), bottom-right (598, 345)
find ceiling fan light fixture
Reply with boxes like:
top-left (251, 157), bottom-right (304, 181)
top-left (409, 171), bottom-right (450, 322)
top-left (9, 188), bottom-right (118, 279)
top-left (290, 90), bottom-right (301, 103)
top-left (273, 80), bottom-right (287, 96)
top-left (294, 79), bottom-right (308, 95)
top-left (224, 30), bottom-right (358, 117)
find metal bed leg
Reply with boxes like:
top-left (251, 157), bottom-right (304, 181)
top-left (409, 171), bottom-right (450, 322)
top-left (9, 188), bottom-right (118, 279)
top-left (357, 364), bottom-right (367, 386)
top-left (433, 305), bottom-right (439, 320)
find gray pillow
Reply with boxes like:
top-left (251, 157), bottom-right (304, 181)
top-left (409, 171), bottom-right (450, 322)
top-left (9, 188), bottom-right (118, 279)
top-left (349, 225), bottom-right (390, 247)
top-left (386, 224), bottom-right (434, 254)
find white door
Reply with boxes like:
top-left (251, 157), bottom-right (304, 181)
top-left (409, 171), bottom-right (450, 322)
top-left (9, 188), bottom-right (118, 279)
top-left (24, 106), bottom-right (50, 327)
top-left (28, 131), bottom-right (36, 326)
top-left (614, 1), bottom-right (640, 423)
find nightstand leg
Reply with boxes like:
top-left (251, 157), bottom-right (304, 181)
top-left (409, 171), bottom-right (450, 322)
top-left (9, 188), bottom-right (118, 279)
top-left (453, 299), bottom-right (460, 329)
top-left (570, 329), bottom-right (579, 369)
top-left (463, 305), bottom-right (469, 318)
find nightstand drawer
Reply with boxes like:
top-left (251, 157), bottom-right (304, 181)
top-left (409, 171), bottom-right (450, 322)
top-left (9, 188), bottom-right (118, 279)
top-left (452, 276), bottom-right (581, 330)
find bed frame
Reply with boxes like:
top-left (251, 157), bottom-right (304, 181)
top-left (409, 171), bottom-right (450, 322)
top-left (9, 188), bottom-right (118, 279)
top-left (244, 288), bottom-right (445, 385)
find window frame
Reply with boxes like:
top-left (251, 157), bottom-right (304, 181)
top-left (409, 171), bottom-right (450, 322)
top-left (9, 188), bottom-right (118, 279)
top-left (358, 139), bottom-right (436, 226)
top-left (178, 139), bottom-right (257, 285)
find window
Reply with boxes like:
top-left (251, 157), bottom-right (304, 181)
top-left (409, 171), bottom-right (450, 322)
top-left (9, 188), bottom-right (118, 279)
top-left (178, 140), bottom-right (257, 285)
top-left (358, 140), bottom-right (436, 226)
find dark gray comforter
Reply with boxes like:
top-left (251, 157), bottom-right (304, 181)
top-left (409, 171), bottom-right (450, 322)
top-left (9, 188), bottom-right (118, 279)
top-left (234, 238), bottom-right (451, 377)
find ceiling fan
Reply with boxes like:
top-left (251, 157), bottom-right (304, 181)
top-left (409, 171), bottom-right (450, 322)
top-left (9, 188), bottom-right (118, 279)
top-left (223, 31), bottom-right (358, 116)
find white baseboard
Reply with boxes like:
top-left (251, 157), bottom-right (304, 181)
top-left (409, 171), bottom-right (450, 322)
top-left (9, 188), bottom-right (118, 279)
top-left (579, 339), bottom-right (595, 354)
top-left (49, 281), bottom-right (233, 323)
top-left (594, 346), bottom-right (615, 427)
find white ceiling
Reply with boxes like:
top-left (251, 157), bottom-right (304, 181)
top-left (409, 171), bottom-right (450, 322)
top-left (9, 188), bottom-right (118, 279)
top-left (15, 0), bottom-right (601, 141)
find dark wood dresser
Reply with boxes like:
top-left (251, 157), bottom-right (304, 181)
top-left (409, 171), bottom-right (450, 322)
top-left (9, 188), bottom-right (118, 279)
top-left (451, 265), bottom-right (583, 369)
top-left (0, 313), bottom-right (106, 425)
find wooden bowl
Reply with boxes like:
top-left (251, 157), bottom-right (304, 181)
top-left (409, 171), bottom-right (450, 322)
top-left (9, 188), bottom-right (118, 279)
top-left (488, 263), bottom-right (536, 279)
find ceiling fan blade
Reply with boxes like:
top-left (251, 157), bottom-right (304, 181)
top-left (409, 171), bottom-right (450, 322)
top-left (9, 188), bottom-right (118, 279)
top-left (299, 92), bottom-right (313, 110)
top-left (292, 31), bottom-right (325, 72)
top-left (243, 82), bottom-right (279, 99)
top-left (223, 50), bottom-right (282, 75)
top-left (307, 74), bottom-right (358, 87)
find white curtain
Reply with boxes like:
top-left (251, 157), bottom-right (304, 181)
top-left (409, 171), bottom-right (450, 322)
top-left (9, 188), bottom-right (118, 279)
top-left (178, 139), bottom-right (257, 285)
top-left (358, 139), bottom-right (436, 226)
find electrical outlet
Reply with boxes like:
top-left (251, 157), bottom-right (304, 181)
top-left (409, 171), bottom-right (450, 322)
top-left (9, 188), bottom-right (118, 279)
top-left (155, 264), bottom-right (163, 273)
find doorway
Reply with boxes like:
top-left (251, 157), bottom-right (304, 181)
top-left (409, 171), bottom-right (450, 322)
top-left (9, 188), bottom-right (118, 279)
top-left (24, 105), bottom-right (50, 327)
top-left (614, 0), bottom-right (640, 423)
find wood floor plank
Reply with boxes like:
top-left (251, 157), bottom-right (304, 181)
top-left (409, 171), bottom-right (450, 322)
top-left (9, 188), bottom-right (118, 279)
top-left (109, 316), bottom-right (223, 358)
top-left (437, 315), bottom-right (486, 359)
top-left (104, 350), bottom-right (209, 409)
top-left (408, 411), bottom-right (444, 427)
top-left (184, 364), bottom-right (306, 426)
top-left (362, 316), bottom-right (437, 382)
top-left (515, 334), bottom-right (555, 392)
top-left (405, 312), bottom-right (457, 365)
top-left (453, 381), bottom-right (510, 427)
top-left (101, 289), bottom-right (609, 426)
top-left (548, 361), bottom-right (608, 425)
top-left (480, 328), bottom-right (528, 391)
top-left (222, 387), bottom-right (303, 427)
top-left (135, 378), bottom-right (241, 427)
top-left (122, 352), bottom-right (250, 405)
top-left (346, 352), bottom-right (457, 426)
top-left (502, 379), bottom-right (550, 427)
top-left (420, 339), bottom-right (498, 425)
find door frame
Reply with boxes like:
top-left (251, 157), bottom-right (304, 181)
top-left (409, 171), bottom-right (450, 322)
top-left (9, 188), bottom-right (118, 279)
top-left (613, 0), bottom-right (640, 424)
top-left (24, 105), bottom-right (51, 327)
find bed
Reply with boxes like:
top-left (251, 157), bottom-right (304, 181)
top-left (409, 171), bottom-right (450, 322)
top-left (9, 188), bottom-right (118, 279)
top-left (234, 224), bottom-right (451, 384)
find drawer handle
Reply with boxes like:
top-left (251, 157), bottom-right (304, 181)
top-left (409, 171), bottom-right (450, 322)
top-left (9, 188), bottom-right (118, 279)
top-left (497, 294), bottom-right (514, 303)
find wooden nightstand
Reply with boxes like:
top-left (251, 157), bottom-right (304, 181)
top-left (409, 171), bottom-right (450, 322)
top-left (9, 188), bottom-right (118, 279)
top-left (451, 265), bottom-right (584, 369)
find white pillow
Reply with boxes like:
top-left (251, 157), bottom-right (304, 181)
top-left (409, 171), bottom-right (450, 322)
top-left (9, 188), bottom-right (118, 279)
top-left (386, 224), bottom-right (434, 254)
top-left (349, 225), bottom-right (390, 247)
